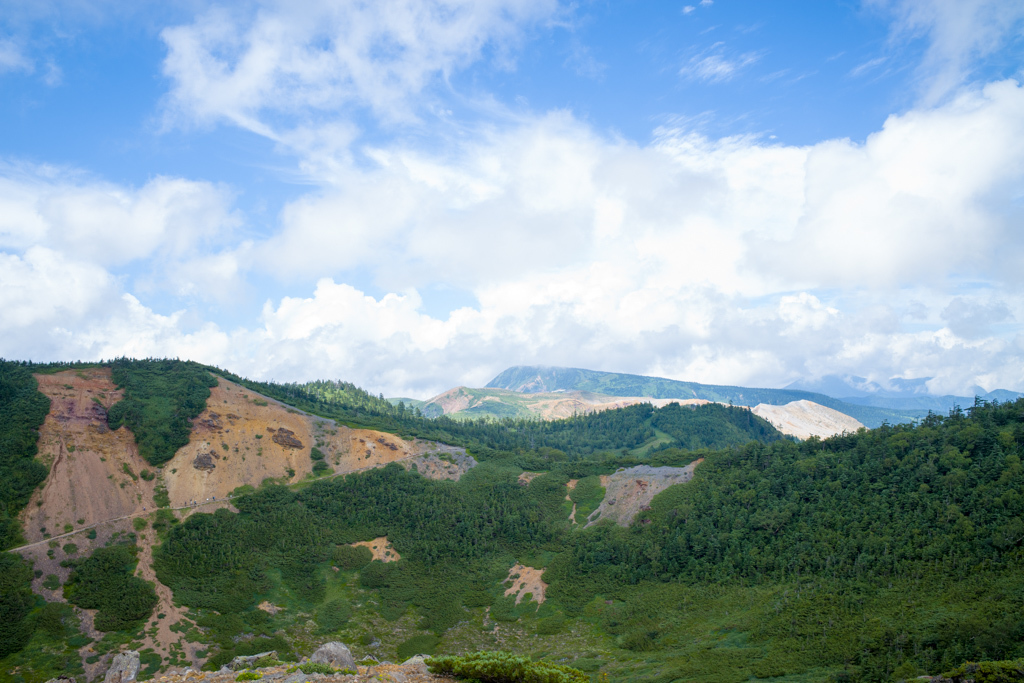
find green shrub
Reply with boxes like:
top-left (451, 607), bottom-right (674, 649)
top-left (310, 447), bottom-right (325, 461)
top-left (133, 517), bottom-right (148, 531)
top-left (298, 663), bottom-right (335, 675)
top-left (236, 671), bottom-right (262, 681)
top-left (535, 615), bottom-right (565, 635)
top-left (332, 544), bottom-right (373, 570)
top-left (314, 599), bottom-right (351, 633)
top-left (106, 359), bottom-right (218, 466)
top-left (397, 634), bottom-right (440, 660)
top-left (0, 553), bottom-right (36, 657)
top-left (122, 463), bottom-right (138, 481)
top-left (63, 544), bottom-right (158, 631)
top-left (140, 469), bottom-right (155, 481)
top-left (63, 543), bottom-right (78, 555)
top-left (427, 652), bottom-right (588, 683)
top-left (942, 659), bottom-right (1024, 682)
top-left (312, 460), bottom-right (330, 474)
top-left (42, 574), bottom-right (60, 590)
top-left (254, 655), bottom-right (282, 668)
top-left (87, 529), bottom-right (97, 540)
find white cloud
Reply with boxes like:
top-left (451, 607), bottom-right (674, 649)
top-left (0, 38), bottom-right (32, 74)
top-left (680, 44), bottom-right (761, 82)
top-left (160, 0), bottom-right (563, 135)
top-left (868, 0), bottom-right (1024, 102)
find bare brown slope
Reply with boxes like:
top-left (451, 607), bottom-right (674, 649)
top-left (20, 369), bottom-right (157, 544)
top-left (162, 377), bottom-right (473, 506)
top-left (16, 371), bottom-right (474, 676)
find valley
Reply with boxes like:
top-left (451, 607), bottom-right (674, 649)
top-left (1, 359), bottom-right (1022, 683)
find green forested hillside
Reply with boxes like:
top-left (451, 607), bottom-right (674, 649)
top-left (107, 358), bottom-right (219, 466)
top-left (205, 367), bottom-right (783, 455)
top-left (1, 361), bottom-right (1022, 683)
top-left (0, 361), bottom-right (51, 549)
top-left (146, 399), bottom-right (1023, 681)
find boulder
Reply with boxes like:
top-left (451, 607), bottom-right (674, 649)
top-left (44, 676), bottom-right (77, 683)
top-left (282, 675), bottom-right (308, 683)
top-left (401, 656), bottom-right (429, 674)
top-left (229, 651), bottom-right (277, 671)
top-left (309, 642), bottom-right (356, 670)
top-left (103, 651), bottom-right (140, 683)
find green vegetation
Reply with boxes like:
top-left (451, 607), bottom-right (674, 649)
top-left (942, 659), bottom-right (1024, 682)
top-left (236, 671), bottom-right (262, 681)
top-left (567, 476), bottom-right (604, 521)
top-left (0, 552), bottom-right (36, 658)
top-left (63, 544), bottom-right (158, 631)
top-left (0, 361), bottom-right (51, 549)
top-left (398, 634), bottom-right (440, 659)
top-left (426, 651), bottom-right (588, 683)
top-left (201, 365), bottom-right (782, 456)
top-left (148, 398), bottom-right (1024, 681)
top-left (106, 358), bottom-right (218, 466)
top-left (298, 662), bottom-right (336, 675)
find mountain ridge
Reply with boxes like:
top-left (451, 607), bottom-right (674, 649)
top-left (485, 365), bottom-right (927, 428)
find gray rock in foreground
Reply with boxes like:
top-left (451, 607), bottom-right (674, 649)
top-left (309, 642), bottom-right (356, 670)
top-left (229, 651), bottom-right (277, 671)
top-left (104, 651), bottom-right (141, 683)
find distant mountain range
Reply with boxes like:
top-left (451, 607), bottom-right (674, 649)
top-left (785, 373), bottom-right (1022, 413)
top-left (483, 366), bottom-right (970, 429)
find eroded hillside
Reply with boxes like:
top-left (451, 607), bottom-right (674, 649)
top-left (13, 369), bottom-right (476, 676)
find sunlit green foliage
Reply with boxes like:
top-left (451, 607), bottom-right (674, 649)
top-left (427, 651), bottom-right (589, 683)
top-left (63, 544), bottom-right (158, 631)
top-left (107, 358), bottom-right (218, 466)
top-left (0, 361), bottom-right (50, 549)
top-left (0, 552), bottom-right (36, 658)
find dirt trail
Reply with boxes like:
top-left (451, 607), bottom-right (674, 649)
top-left (503, 563), bottom-right (547, 605)
top-left (585, 460), bottom-right (703, 528)
top-left (566, 479), bottom-right (578, 525)
top-left (133, 525), bottom-right (202, 670)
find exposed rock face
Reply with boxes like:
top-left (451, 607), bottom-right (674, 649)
top-left (585, 462), bottom-right (702, 528)
top-left (44, 676), bottom-right (77, 683)
top-left (271, 427), bottom-right (304, 449)
top-left (229, 651), bottom-right (277, 671)
top-left (310, 642), bottom-right (356, 670)
top-left (103, 651), bottom-right (141, 683)
top-left (192, 452), bottom-right (216, 471)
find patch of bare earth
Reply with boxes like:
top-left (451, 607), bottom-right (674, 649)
top-left (400, 451), bottom-right (477, 481)
top-left (133, 521), bottom-right (204, 670)
top-left (351, 536), bottom-right (401, 562)
top-left (503, 563), bottom-right (547, 606)
top-left (752, 399), bottom-right (865, 440)
top-left (517, 471), bottom-right (544, 485)
top-left (21, 369), bottom-right (157, 545)
top-left (585, 461), bottom-right (703, 528)
top-left (163, 379), bottom-right (319, 506)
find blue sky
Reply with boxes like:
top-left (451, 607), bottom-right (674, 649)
top-left (1, 0), bottom-right (1023, 398)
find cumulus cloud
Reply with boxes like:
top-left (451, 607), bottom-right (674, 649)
top-left (7, 79), bottom-right (1024, 396)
